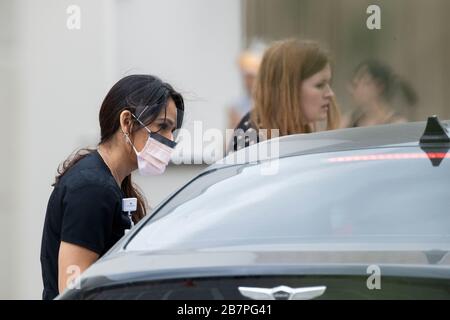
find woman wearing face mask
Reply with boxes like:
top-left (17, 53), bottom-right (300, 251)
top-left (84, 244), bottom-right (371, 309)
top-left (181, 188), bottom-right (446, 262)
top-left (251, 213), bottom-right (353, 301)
top-left (40, 74), bottom-right (184, 300)
top-left (229, 39), bottom-right (341, 152)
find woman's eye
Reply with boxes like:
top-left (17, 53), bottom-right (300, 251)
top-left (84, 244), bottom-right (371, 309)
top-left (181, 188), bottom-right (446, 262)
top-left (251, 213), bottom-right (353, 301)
top-left (159, 123), bottom-right (169, 130)
top-left (316, 83), bottom-right (325, 88)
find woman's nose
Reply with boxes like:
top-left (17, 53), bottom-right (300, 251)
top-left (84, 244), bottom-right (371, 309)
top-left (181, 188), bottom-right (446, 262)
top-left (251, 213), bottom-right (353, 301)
top-left (164, 131), bottom-right (174, 141)
top-left (325, 85), bottom-right (335, 98)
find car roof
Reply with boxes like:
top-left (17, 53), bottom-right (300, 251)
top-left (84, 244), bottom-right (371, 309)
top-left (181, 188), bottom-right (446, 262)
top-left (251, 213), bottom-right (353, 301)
top-left (210, 119), bottom-right (450, 171)
top-left (77, 118), bottom-right (450, 287)
top-left (104, 117), bottom-right (450, 257)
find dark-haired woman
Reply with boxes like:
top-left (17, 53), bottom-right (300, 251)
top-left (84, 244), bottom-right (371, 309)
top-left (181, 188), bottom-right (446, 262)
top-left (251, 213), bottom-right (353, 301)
top-left (40, 74), bottom-right (184, 300)
top-left (344, 59), bottom-right (418, 128)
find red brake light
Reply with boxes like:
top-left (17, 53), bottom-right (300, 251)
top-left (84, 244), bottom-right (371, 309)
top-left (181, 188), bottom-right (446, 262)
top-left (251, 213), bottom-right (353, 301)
top-left (327, 153), bottom-right (449, 163)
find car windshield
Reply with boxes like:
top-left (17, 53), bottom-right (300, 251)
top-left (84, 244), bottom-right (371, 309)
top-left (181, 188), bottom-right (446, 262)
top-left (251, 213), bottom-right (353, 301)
top-left (126, 147), bottom-right (450, 252)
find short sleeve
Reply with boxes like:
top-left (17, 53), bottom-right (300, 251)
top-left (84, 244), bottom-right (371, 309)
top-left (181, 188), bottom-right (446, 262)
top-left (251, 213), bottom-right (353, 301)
top-left (61, 184), bottom-right (119, 255)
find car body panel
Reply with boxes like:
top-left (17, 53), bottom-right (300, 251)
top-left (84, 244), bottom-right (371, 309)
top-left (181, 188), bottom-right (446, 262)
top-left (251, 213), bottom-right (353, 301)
top-left (58, 119), bottom-right (450, 299)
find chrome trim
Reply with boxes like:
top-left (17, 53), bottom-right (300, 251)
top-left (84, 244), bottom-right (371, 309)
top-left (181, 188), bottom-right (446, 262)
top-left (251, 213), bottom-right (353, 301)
top-left (238, 285), bottom-right (326, 300)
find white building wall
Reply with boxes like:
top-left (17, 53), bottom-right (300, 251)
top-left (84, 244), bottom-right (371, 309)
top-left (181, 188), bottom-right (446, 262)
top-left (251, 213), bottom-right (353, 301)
top-left (115, 0), bottom-right (242, 201)
top-left (1, 0), bottom-right (241, 299)
top-left (0, 0), bottom-right (15, 300)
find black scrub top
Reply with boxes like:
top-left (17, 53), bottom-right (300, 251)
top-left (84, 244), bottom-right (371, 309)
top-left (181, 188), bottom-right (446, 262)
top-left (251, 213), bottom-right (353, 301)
top-left (40, 150), bottom-right (131, 300)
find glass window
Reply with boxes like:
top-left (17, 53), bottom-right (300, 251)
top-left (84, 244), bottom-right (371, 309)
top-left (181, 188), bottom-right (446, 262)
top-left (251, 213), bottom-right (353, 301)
top-left (127, 147), bottom-right (450, 252)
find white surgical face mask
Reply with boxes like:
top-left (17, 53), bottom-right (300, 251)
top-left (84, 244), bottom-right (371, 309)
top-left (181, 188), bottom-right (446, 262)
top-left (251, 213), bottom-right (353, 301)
top-left (125, 121), bottom-right (177, 176)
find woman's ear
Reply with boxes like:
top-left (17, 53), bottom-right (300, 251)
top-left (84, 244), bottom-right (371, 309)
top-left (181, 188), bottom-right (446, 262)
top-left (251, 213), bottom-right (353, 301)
top-left (119, 110), bottom-right (133, 135)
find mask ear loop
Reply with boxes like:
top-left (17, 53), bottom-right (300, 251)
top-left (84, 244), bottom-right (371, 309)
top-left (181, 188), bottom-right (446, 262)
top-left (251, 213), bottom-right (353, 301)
top-left (136, 103), bottom-right (168, 135)
top-left (135, 104), bottom-right (150, 121)
top-left (131, 112), bottom-right (153, 135)
top-left (122, 129), bottom-right (139, 154)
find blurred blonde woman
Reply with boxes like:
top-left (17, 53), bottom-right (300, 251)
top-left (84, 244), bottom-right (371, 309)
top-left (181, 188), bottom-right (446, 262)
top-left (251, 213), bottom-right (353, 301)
top-left (230, 39), bottom-right (341, 152)
top-left (227, 42), bottom-right (264, 129)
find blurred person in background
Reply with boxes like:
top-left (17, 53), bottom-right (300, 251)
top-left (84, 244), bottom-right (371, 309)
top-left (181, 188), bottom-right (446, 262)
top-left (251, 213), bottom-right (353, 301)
top-left (229, 38), bottom-right (341, 153)
top-left (40, 75), bottom-right (184, 299)
top-left (343, 59), bottom-right (418, 128)
top-left (227, 41), bottom-right (265, 129)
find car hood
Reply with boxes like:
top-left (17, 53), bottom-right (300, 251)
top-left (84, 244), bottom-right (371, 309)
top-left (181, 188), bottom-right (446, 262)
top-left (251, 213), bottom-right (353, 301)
top-left (78, 247), bottom-right (450, 286)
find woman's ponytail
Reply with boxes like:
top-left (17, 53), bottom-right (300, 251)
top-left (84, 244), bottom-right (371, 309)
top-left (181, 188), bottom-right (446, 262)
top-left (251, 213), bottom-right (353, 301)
top-left (53, 148), bottom-right (95, 186)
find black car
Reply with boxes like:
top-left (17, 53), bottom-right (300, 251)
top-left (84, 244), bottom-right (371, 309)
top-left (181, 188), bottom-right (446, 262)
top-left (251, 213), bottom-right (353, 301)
top-left (58, 116), bottom-right (450, 300)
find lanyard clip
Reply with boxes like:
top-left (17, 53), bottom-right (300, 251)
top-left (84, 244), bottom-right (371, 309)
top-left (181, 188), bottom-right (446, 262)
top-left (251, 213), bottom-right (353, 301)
top-left (122, 198), bottom-right (137, 228)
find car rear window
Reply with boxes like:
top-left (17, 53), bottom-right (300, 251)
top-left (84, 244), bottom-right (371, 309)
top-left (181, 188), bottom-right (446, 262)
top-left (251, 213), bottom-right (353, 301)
top-left (126, 147), bottom-right (450, 252)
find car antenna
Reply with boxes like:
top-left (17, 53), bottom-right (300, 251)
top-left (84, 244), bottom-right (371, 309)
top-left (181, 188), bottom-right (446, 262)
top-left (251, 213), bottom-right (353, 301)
top-left (419, 115), bottom-right (450, 166)
top-left (419, 115), bottom-right (450, 145)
